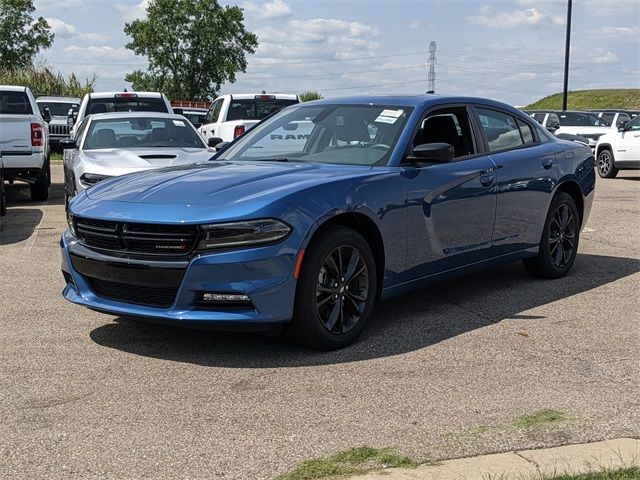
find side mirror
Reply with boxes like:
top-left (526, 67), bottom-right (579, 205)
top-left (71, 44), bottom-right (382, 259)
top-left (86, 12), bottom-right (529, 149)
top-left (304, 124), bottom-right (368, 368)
top-left (408, 142), bottom-right (454, 164)
top-left (67, 108), bottom-right (77, 126)
top-left (208, 137), bottom-right (224, 148)
top-left (59, 138), bottom-right (77, 149)
top-left (618, 121), bottom-right (628, 132)
top-left (42, 106), bottom-right (52, 123)
top-left (215, 141), bottom-right (230, 152)
top-left (547, 121), bottom-right (560, 131)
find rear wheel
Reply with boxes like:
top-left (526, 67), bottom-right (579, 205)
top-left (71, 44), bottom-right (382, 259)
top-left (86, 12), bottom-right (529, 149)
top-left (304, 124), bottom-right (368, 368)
top-left (285, 226), bottom-right (377, 350)
top-left (523, 192), bottom-right (579, 279)
top-left (597, 148), bottom-right (618, 178)
top-left (30, 163), bottom-right (49, 202)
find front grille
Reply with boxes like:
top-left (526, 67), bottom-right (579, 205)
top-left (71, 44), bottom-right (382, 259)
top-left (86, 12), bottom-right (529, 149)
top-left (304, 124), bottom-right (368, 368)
top-left (74, 217), bottom-right (199, 256)
top-left (88, 277), bottom-right (177, 308)
top-left (49, 124), bottom-right (71, 136)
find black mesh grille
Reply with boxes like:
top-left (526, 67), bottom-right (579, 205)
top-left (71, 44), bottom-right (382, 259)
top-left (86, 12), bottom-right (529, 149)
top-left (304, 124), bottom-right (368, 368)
top-left (74, 217), bottom-right (198, 256)
top-left (49, 124), bottom-right (71, 136)
top-left (88, 277), bottom-right (177, 308)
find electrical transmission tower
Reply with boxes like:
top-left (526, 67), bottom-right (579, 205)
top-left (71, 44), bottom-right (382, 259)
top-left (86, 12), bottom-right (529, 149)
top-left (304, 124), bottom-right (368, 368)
top-left (427, 41), bottom-right (437, 93)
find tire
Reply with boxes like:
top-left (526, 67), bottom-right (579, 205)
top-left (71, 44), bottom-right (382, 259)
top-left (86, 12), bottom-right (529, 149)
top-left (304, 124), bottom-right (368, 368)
top-left (597, 148), bottom-right (618, 178)
top-left (285, 226), bottom-right (377, 350)
top-left (0, 168), bottom-right (6, 217)
top-left (523, 192), bottom-right (580, 279)
top-left (30, 162), bottom-right (49, 202)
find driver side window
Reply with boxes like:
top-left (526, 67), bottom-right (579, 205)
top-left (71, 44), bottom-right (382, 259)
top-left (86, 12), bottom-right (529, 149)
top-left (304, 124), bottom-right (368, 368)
top-left (412, 107), bottom-right (476, 159)
top-left (206, 99), bottom-right (223, 123)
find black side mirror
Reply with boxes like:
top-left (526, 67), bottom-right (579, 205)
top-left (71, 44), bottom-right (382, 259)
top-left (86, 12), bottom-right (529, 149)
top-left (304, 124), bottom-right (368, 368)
top-left (408, 142), bottom-right (454, 164)
top-left (42, 106), bottom-right (52, 123)
top-left (67, 108), bottom-right (76, 126)
top-left (618, 121), bottom-right (628, 132)
top-left (208, 137), bottom-right (224, 148)
top-left (215, 141), bottom-right (230, 152)
top-left (59, 138), bottom-right (77, 149)
top-left (547, 121), bottom-right (560, 131)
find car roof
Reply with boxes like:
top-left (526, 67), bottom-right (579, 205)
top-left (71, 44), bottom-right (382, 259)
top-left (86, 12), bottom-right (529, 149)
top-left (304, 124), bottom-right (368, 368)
top-left (86, 112), bottom-right (186, 121)
top-left (86, 91), bottom-right (165, 99)
top-left (229, 93), bottom-right (299, 100)
top-left (0, 85), bottom-right (27, 92)
top-left (304, 94), bottom-right (532, 116)
top-left (37, 96), bottom-right (81, 103)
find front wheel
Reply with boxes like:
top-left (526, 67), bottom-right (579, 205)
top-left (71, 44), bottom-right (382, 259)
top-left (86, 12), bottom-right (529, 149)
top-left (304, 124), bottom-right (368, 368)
top-left (523, 192), bottom-right (580, 279)
top-left (597, 148), bottom-right (618, 178)
top-left (285, 226), bottom-right (377, 350)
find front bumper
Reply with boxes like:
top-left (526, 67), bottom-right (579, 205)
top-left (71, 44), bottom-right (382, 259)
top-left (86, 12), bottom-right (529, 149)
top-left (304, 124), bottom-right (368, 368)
top-left (60, 229), bottom-right (299, 326)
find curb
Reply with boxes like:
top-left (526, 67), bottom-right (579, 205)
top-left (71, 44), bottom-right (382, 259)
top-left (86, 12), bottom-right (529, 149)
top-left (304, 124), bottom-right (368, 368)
top-left (355, 438), bottom-right (640, 479)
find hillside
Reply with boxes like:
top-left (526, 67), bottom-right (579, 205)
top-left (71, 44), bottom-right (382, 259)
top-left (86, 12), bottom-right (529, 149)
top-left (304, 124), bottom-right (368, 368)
top-left (525, 89), bottom-right (640, 110)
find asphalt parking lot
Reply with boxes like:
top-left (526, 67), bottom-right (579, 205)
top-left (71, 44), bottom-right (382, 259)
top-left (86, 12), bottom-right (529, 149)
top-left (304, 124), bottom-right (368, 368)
top-left (1, 164), bottom-right (639, 479)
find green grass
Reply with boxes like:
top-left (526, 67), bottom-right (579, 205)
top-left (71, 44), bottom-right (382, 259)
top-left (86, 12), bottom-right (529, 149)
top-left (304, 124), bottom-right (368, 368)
top-left (50, 151), bottom-right (63, 163)
top-left (275, 445), bottom-right (416, 480)
top-left (544, 467), bottom-right (640, 480)
top-left (524, 89), bottom-right (640, 110)
top-left (512, 409), bottom-right (570, 428)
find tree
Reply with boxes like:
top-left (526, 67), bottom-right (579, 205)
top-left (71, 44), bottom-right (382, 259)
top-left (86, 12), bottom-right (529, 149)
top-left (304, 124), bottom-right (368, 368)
top-left (0, 0), bottom-right (54, 69)
top-left (299, 91), bottom-right (323, 102)
top-left (124, 0), bottom-right (258, 101)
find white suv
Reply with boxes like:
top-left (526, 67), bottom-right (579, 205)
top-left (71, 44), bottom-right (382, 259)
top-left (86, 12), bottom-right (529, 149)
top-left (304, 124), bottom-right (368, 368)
top-left (595, 115), bottom-right (640, 178)
top-left (70, 91), bottom-right (172, 135)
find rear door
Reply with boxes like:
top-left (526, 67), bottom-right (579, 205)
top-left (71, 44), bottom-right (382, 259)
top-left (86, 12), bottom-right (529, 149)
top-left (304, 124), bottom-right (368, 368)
top-left (0, 90), bottom-right (33, 154)
top-left (473, 106), bottom-right (558, 255)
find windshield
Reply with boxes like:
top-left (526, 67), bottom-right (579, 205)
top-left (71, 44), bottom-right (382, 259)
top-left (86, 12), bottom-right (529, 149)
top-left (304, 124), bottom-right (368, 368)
top-left (560, 112), bottom-right (606, 127)
top-left (86, 97), bottom-right (168, 115)
top-left (38, 102), bottom-right (79, 116)
top-left (83, 117), bottom-right (206, 149)
top-left (219, 104), bottom-right (411, 166)
top-left (226, 99), bottom-right (299, 121)
top-left (184, 111), bottom-right (206, 127)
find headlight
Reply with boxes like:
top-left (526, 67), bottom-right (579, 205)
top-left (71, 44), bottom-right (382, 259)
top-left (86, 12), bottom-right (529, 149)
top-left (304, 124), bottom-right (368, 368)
top-left (80, 173), bottom-right (112, 187)
top-left (66, 211), bottom-right (75, 236)
top-left (197, 219), bottom-right (291, 250)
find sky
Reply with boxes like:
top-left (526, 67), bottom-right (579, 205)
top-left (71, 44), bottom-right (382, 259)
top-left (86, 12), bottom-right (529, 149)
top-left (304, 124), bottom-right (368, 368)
top-left (34, 0), bottom-right (640, 106)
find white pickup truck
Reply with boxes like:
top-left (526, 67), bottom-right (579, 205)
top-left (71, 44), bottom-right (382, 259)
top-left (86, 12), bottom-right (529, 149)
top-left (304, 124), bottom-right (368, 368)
top-left (0, 86), bottom-right (51, 201)
top-left (198, 93), bottom-right (299, 145)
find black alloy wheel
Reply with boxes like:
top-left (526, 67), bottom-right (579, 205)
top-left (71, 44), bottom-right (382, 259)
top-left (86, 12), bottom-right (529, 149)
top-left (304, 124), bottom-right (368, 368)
top-left (315, 245), bottom-right (370, 334)
top-left (286, 226), bottom-right (377, 350)
top-left (548, 203), bottom-right (576, 268)
top-left (523, 192), bottom-right (580, 279)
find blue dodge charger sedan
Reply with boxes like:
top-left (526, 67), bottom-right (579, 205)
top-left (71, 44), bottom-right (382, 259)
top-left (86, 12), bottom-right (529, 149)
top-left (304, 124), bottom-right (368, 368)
top-left (61, 95), bottom-right (595, 350)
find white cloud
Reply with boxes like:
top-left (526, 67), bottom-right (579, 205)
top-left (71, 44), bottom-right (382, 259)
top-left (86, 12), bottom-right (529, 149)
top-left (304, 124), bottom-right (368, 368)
top-left (116, 0), bottom-right (150, 22)
top-left (408, 22), bottom-right (419, 29)
top-left (46, 17), bottom-right (110, 43)
top-left (593, 26), bottom-right (640, 38)
top-left (46, 18), bottom-right (77, 38)
top-left (467, 8), bottom-right (546, 28)
top-left (63, 45), bottom-right (137, 63)
top-left (37, 0), bottom-right (83, 8)
top-left (588, 48), bottom-right (619, 64)
top-left (243, 0), bottom-right (292, 20)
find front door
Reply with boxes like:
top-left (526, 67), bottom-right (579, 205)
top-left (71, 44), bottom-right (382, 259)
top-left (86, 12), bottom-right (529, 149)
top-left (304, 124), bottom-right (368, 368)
top-left (402, 106), bottom-right (497, 280)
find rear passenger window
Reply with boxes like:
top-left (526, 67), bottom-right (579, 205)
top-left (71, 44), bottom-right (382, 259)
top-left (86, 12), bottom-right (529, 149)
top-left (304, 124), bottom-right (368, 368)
top-left (476, 108), bottom-right (524, 152)
top-left (516, 118), bottom-right (535, 144)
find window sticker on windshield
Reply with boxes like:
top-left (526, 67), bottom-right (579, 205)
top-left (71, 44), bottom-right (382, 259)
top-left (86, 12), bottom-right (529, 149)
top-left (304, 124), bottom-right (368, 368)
top-left (380, 109), bottom-right (403, 118)
top-left (173, 120), bottom-right (186, 127)
top-left (375, 115), bottom-right (398, 124)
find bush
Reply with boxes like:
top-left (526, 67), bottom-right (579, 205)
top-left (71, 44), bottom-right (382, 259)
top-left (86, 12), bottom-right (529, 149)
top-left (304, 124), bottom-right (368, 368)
top-left (0, 66), bottom-right (96, 97)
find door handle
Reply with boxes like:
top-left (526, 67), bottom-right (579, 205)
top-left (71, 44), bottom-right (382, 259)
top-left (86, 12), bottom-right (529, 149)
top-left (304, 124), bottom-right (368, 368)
top-left (480, 173), bottom-right (494, 187)
top-left (542, 157), bottom-right (553, 169)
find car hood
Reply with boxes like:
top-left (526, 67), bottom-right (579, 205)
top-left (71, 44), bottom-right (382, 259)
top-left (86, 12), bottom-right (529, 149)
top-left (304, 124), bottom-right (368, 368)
top-left (81, 148), bottom-right (213, 170)
top-left (84, 160), bottom-right (374, 208)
